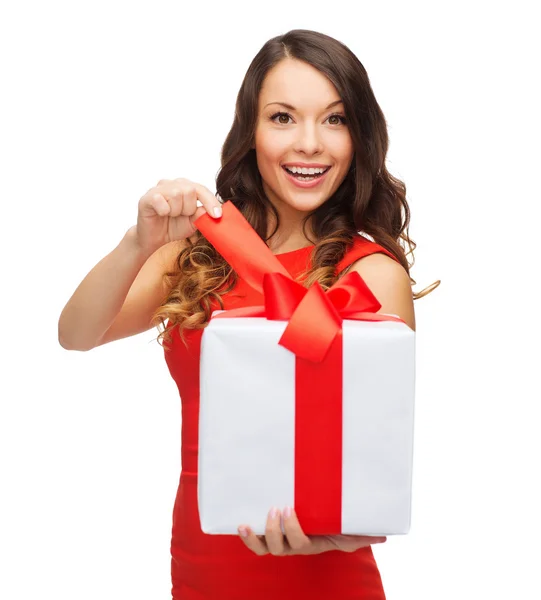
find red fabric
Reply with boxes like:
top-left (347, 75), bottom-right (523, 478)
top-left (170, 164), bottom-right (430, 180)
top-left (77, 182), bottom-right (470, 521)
top-left (163, 236), bottom-right (398, 599)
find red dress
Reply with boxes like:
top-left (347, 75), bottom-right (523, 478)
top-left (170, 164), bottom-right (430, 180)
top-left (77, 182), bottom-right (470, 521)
top-left (164, 236), bottom-right (399, 599)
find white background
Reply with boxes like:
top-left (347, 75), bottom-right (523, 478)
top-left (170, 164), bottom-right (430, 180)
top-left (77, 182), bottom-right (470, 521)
top-left (1, 1), bottom-right (540, 598)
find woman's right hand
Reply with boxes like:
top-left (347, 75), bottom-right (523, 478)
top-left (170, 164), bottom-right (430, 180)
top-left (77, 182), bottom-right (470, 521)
top-left (134, 178), bottom-right (223, 255)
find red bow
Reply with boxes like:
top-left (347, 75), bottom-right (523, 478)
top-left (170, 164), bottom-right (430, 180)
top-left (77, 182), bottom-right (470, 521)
top-left (196, 202), bottom-right (403, 363)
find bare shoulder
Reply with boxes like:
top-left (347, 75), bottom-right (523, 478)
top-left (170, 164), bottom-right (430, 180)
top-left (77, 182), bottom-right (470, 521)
top-left (348, 252), bottom-right (416, 331)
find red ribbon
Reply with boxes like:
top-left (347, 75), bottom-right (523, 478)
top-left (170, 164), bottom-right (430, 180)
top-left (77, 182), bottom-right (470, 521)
top-left (195, 202), bottom-right (404, 534)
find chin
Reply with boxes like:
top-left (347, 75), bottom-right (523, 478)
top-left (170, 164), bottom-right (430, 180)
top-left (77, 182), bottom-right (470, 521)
top-left (286, 199), bottom-right (327, 213)
top-left (262, 178), bottom-right (335, 214)
top-left (279, 190), bottom-right (332, 213)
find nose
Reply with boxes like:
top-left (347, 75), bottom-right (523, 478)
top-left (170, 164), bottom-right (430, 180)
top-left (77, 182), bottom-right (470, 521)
top-left (293, 121), bottom-right (324, 156)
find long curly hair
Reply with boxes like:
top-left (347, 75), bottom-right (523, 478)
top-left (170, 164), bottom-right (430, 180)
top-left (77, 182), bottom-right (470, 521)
top-left (151, 29), bottom-right (439, 349)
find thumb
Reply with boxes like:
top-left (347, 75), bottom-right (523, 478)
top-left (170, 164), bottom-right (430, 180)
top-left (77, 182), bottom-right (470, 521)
top-left (190, 206), bottom-right (208, 228)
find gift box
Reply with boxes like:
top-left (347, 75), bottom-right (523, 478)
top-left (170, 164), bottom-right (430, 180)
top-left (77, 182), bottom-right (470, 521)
top-left (195, 202), bottom-right (416, 536)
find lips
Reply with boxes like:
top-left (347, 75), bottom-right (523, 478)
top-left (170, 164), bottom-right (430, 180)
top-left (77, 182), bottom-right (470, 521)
top-left (281, 165), bottom-right (332, 189)
top-left (282, 162), bottom-right (331, 169)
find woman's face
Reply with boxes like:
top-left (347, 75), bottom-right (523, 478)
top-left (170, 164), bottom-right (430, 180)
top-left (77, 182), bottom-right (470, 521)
top-left (254, 58), bottom-right (354, 218)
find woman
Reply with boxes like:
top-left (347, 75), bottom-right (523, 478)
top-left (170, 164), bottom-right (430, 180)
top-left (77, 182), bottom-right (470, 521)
top-left (59, 28), bottom-right (437, 600)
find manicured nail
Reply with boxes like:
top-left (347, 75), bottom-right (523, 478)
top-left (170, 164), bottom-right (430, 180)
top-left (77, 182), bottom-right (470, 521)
top-left (269, 507), bottom-right (278, 519)
top-left (283, 506), bottom-right (292, 519)
top-left (238, 526), bottom-right (248, 538)
top-left (213, 206), bottom-right (222, 218)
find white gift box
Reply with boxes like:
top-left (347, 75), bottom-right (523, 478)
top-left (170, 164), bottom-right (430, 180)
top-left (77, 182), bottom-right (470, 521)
top-left (197, 314), bottom-right (415, 536)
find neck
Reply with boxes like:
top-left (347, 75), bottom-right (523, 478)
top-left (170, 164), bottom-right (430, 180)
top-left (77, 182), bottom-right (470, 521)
top-left (263, 184), bottom-right (316, 253)
top-left (266, 207), bottom-right (315, 254)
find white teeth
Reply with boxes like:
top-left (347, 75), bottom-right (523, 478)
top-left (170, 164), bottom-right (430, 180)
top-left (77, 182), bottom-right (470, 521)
top-left (284, 166), bottom-right (328, 175)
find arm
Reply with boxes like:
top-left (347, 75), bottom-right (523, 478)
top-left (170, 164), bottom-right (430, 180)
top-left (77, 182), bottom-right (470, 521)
top-left (57, 226), bottom-right (185, 351)
top-left (348, 253), bottom-right (416, 331)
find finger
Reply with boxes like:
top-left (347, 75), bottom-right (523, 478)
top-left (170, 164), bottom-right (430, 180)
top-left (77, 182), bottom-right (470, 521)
top-left (237, 526), bottom-right (269, 556)
top-left (153, 183), bottom-right (192, 219)
top-left (348, 535), bottom-right (387, 544)
top-left (192, 182), bottom-right (223, 219)
top-left (189, 206), bottom-right (207, 227)
top-left (148, 193), bottom-right (171, 217)
top-left (179, 186), bottom-right (198, 217)
top-left (281, 506), bottom-right (312, 554)
top-left (265, 508), bottom-right (289, 556)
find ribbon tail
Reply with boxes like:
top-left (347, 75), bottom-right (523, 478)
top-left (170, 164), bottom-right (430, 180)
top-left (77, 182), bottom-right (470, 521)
top-left (194, 201), bottom-right (291, 293)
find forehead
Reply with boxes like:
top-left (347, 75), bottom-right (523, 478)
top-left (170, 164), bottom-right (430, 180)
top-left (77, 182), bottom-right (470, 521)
top-left (259, 59), bottom-right (340, 110)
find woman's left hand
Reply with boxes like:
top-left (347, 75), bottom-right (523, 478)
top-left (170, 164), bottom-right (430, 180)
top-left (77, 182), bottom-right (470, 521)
top-left (238, 507), bottom-right (387, 556)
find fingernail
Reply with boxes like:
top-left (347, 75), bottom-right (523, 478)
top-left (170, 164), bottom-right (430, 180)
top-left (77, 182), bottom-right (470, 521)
top-left (213, 206), bottom-right (222, 218)
top-left (269, 507), bottom-right (278, 519)
top-left (238, 526), bottom-right (248, 538)
top-left (283, 506), bottom-right (292, 519)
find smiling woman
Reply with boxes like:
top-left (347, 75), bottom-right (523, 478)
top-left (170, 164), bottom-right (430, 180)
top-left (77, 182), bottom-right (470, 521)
top-left (152, 31), bottom-right (436, 344)
top-left (59, 26), bottom-right (437, 600)
top-left (146, 29), bottom-right (437, 600)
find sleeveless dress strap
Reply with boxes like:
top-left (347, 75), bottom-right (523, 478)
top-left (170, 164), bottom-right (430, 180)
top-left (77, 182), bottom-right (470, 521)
top-left (335, 235), bottom-right (399, 276)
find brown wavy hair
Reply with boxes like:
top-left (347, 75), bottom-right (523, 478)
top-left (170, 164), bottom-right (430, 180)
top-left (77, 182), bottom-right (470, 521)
top-left (151, 29), bottom-right (439, 349)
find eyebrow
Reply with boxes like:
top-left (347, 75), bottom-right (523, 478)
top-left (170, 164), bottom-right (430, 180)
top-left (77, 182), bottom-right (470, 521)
top-left (264, 100), bottom-right (343, 110)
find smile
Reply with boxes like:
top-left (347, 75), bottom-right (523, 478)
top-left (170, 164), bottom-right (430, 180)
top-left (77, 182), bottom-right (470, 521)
top-left (281, 166), bottom-right (331, 189)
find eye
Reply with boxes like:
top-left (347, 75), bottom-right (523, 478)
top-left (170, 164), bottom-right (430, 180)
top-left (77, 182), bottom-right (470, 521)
top-left (270, 111), bottom-right (293, 125)
top-left (269, 111), bottom-right (347, 126)
top-left (327, 113), bottom-right (347, 126)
